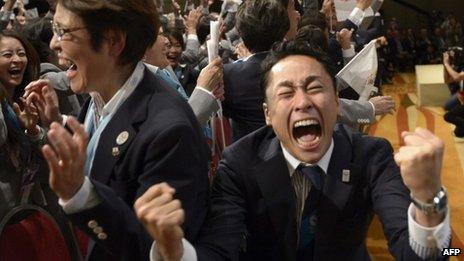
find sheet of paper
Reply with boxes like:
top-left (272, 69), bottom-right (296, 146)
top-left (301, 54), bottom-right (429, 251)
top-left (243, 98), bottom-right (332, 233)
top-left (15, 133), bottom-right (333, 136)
top-left (207, 39), bottom-right (218, 63)
top-left (210, 20), bottom-right (220, 45)
top-left (333, 0), bottom-right (356, 21)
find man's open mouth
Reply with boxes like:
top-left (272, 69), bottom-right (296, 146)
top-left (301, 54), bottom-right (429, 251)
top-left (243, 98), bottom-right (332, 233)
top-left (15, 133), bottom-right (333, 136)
top-left (293, 119), bottom-right (322, 147)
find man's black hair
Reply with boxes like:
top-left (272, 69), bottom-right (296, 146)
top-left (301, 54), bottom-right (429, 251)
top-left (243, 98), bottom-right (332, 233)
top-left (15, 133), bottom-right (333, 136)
top-left (236, 0), bottom-right (290, 53)
top-left (260, 39), bottom-right (336, 101)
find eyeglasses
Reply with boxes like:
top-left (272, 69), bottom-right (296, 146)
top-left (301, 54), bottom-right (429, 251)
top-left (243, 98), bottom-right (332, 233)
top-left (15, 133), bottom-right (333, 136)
top-left (50, 20), bottom-right (86, 41)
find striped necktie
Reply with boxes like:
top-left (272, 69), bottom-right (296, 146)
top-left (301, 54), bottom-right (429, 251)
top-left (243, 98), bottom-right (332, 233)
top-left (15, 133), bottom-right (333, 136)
top-left (296, 165), bottom-right (325, 250)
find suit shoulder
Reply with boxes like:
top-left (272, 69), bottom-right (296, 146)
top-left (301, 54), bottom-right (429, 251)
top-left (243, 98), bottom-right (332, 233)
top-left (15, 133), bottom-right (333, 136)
top-left (143, 67), bottom-right (178, 93)
top-left (337, 124), bottom-right (393, 155)
top-left (224, 61), bottom-right (245, 73)
top-left (356, 134), bottom-right (393, 154)
top-left (222, 126), bottom-right (274, 164)
top-left (141, 70), bottom-right (199, 130)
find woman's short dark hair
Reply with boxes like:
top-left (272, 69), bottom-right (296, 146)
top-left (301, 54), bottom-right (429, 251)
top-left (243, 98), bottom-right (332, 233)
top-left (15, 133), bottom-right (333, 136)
top-left (299, 11), bottom-right (327, 31)
top-left (197, 16), bottom-right (211, 46)
top-left (164, 28), bottom-right (185, 50)
top-left (276, 0), bottom-right (289, 10)
top-left (295, 25), bottom-right (329, 52)
top-left (0, 30), bottom-right (40, 100)
top-left (236, 0), bottom-right (290, 53)
top-left (260, 40), bottom-right (336, 101)
top-left (58, 0), bottom-right (159, 66)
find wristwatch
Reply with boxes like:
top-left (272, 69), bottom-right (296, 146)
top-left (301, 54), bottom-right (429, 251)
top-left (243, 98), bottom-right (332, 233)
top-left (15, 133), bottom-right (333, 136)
top-left (410, 187), bottom-right (448, 216)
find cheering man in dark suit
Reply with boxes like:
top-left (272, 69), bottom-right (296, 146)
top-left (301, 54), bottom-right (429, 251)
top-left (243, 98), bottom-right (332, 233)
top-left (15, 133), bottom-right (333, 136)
top-left (136, 40), bottom-right (450, 260)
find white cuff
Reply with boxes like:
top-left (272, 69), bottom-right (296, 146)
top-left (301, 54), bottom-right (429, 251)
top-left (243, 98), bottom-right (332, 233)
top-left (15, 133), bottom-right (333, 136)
top-left (364, 7), bottom-right (374, 17)
top-left (408, 204), bottom-right (451, 259)
top-left (150, 238), bottom-right (197, 261)
top-left (25, 125), bottom-right (45, 141)
top-left (195, 86), bottom-right (215, 98)
top-left (349, 7), bottom-right (364, 26)
top-left (62, 114), bottom-right (68, 126)
top-left (342, 45), bottom-right (355, 57)
top-left (58, 177), bottom-right (101, 214)
top-left (187, 34), bottom-right (199, 41)
top-left (368, 101), bottom-right (375, 118)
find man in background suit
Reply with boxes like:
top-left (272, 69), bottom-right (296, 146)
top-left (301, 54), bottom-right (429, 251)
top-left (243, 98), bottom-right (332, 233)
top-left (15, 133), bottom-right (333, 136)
top-left (225, 0), bottom-right (385, 141)
top-left (136, 40), bottom-right (450, 260)
top-left (24, 0), bottom-right (210, 260)
top-left (318, 0), bottom-right (374, 100)
top-left (221, 0), bottom-right (292, 141)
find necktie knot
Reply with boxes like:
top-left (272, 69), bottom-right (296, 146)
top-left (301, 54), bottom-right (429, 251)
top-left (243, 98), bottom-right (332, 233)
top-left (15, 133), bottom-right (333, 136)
top-left (298, 164), bottom-right (324, 191)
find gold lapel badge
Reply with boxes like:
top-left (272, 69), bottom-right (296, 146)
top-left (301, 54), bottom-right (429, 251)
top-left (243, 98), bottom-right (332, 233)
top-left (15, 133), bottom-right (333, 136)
top-left (112, 147), bottom-right (120, 157)
top-left (116, 131), bottom-right (129, 145)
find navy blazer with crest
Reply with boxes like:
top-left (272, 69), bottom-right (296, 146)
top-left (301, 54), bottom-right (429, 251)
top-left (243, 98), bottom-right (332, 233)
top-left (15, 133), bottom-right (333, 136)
top-left (66, 66), bottom-right (210, 260)
top-left (193, 124), bottom-right (428, 260)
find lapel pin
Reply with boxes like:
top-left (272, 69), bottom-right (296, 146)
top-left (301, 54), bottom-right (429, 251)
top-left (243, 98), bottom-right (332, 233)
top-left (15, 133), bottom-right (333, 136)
top-left (342, 169), bottom-right (350, 183)
top-left (116, 131), bottom-right (129, 145)
top-left (112, 147), bottom-right (120, 157)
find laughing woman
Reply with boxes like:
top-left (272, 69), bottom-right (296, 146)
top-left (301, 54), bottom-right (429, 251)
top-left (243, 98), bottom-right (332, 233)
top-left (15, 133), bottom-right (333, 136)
top-left (0, 30), bottom-right (50, 243)
top-left (0, 32), bottom-right (86, 261)
top-left (0, 30), bottom-right (43, 185)
top-left (24, 0), bottom-right (210, 260)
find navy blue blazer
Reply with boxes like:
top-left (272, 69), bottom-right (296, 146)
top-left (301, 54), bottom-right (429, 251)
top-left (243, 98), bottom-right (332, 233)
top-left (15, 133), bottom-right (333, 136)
top-left (176, 64), bottom-right (199, 97)
top-left (222, 52), bottom-right (269, 141)
top-left (194, 124), bottom-right (426, 260)
top-left (329, 20), bottom-right (360, 100)
top-left (68, 66), bottom-right (210, 260)
top-left (329, 19), bottom-right (358, 70)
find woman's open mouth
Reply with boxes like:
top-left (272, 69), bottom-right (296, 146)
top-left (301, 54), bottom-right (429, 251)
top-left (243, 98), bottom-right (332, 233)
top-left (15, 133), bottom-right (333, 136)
top-left (8, 67), bottom-right (23, 79)
top-left (64, 59), bottom-right (77, 79)
top-left (166, 54), bottom-right (179, 63)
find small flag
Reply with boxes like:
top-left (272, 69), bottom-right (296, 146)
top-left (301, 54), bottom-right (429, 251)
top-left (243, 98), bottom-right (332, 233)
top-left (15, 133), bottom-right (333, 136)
top-left (336, 40), bottom-right (379, 101)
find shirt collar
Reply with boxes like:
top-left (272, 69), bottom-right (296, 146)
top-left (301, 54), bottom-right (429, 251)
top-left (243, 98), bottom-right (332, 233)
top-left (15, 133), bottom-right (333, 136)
top-left (92, 61), bottom-right (145, 120)
top-left (281, 138), bottom-right (334, 177)
top-left (241, 53), bottom-right (254, 62)
top-left (241, 51), bottom-right (268, 62)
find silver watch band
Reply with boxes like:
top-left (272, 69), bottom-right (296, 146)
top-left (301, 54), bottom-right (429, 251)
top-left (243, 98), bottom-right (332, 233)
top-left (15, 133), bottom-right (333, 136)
top-left (410, 187), bottom-right (447, 216)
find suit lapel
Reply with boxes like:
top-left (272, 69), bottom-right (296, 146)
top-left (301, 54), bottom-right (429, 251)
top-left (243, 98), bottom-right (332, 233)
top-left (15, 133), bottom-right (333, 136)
top-left (255, 133), bottom-right (297, 257)
top-left (316, 126), bottom-right (359, 248)
top-left (89, 68), bottom-right (153, 184)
